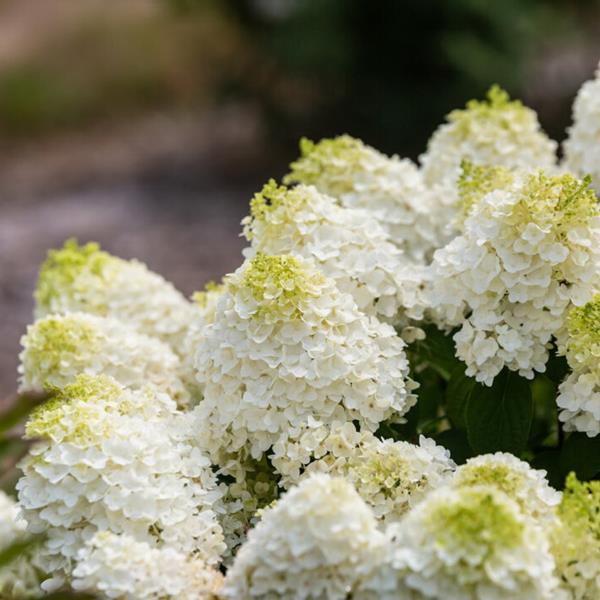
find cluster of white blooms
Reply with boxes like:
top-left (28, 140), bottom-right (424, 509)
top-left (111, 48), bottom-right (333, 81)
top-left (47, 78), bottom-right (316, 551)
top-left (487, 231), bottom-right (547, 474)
top-left (304, 430), bottom-right (455, 524)
top-left (35, 239), bottom-right (197, 352)
top-left (556, 295), bottom-right (600, 436)
top-left (421, 85), bottom-right (557, 189)
top-left (18, 312), bottom-right (189, 405)
top-left (285, 135), bottom-right (446, 261)
top-left (72, 531), bottom-right (224, 599)
top-left (0, 491), bottom-right (40, 599)
top-left (223, 473), bottom-right (387, 599)
top-left (551, 474), bottom-right (600, 600)
top-left (563, 63), bottom-right (600, 193)
top-left (17, 374), bottom-right (224, 590)
top-left (359, 485), bottom-right (559, 600)
top-left (242, 180), bottom-right (427, 325)
top-left (450, 452), bottom-right (562, 522)
top-left (429, 165), bottom-right (600, 384)
top-left (9, 68), bottom-right (600, 599)
top-left (194, 253), bottom-right (416, 481)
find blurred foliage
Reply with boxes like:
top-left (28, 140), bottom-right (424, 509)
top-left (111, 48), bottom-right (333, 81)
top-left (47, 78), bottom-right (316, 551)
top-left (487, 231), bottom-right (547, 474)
top-left (0, 0), bottom-right (598, 156)
top-left (0, 1), bottom-right (242, 137)
top-left (219, 0), bottom-right (598, 153)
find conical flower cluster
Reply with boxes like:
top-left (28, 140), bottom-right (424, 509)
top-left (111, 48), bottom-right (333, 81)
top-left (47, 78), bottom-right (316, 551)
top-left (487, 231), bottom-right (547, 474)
top-left (194, 253), bottom-right (416, 481)
top-left (242, 180), bottom-right (426, 325)
top-left (429, 165), bottom-right (600, 384)
top-left (285, 135), bottom-right (445, 261)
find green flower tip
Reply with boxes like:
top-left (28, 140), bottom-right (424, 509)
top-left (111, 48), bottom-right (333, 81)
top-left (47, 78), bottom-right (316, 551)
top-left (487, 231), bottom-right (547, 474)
top-left (455, 462), bottom-right (524, 499)
top-left (192, 280), bottom-right (225, 309)
top-left (349, 448), bottom-right (416, 500)
top-left (26, 374), bottom-right (120, 441)
top-left (428, 487), bottom-right (523, 551)
top-left (249, 179), bottom-right (292, 221)
top-left (521, 171), bottom-right (598, 226)
top-left (35, 238), bottom-right (110, 309)
top-left (285, 134), bottom-right (367, 186)
top-left (233, 253), bottom-right (324, 317)
top-left (27, 315), bottom-right (98, 358)
top-left (559, 472), bottom-right (600, 542)
top-left (458, 160), bottom-right (514, 217)
top-left (450, 85), bottom-right (531, 130)
top-left (565, 295), bottom-right (600, 368)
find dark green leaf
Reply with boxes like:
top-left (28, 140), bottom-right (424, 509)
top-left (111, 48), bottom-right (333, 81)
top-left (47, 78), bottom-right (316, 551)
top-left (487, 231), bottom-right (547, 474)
top-left (409, 325), bottom-right (460, 380)
top-left (531, 450), bottom-right (563, 489)
top-left (465, 370), bottom-right (533, 455)
top-left (445, 366), bottom-right (475, 429)
top-left (545, 348), bottom-right (569, 384)
top-left (434, 428), bottom-right (474, 465)
top-left (559, 433), bottom-right (600, 481)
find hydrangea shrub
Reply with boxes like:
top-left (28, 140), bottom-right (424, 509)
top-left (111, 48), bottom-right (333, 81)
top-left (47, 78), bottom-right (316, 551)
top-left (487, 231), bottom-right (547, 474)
top-left (3, 70), bottom-right (600, 599)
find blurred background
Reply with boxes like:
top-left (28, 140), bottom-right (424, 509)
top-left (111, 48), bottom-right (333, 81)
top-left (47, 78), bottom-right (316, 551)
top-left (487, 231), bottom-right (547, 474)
top-left (1, 0), bottom-right (600, 398)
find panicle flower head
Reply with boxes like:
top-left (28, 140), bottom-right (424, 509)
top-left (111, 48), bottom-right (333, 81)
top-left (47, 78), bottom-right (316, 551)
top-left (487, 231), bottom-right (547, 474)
top-left (285, 135), bottom-right (447, 261)
top-left (451, 452), bottom-right (561, 522)
top-left (17, 374), bottom-right (225, 587)
top-left (223, 473), bottom-right (387, 599)
top-left (72, 531), bottom-right (224, 600)
top-left (551, 473), bottom-right (600, 600)
top-left (360, 485), bottom-right (558, 599)
top-left (242, 180), bottom-right (427, 324)
top-left (563, 63), bottom-right (600, 193)
top-left (0, 491), bottom-right (41, 599)
top-left (421, 85), bottom-right (557, 188)
top-left (19, 312), bottom-right (189, 405)
top-left (555, 295), bottom-right (600, 436)
top-left (429, 166), bottom-right (600, 385)
top-left (34, 239), bottom-right (197, 352)
top-left (194, 254), bottom-right (416, 481)
top-left (562, 295), bottom-right (600, 372)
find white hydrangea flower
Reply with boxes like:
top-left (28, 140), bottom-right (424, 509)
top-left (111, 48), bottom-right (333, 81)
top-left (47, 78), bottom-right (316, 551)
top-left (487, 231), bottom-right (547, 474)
top-left (421, 85), bottom-right (557, 189)
top-left (19, 312), bottom-right (190, 405)
top-left (0, 491), bottom-right (41, 599)
top-left (563, 63), bottom-right (600, 194)
top-left (304, 430), bottom-right (455, 524)
top-left (284, 135), bottom-right (446, 262)
top-left (194, 254), bottom-right (416, 482)
top-left (242, 180), bottom-right (427, 325)
top-left (451, 452), bottom-right (561, 522)
top-left (556, 295), bottom-right (600, 436)
top-left (34, 239), bottom-right (197, 351)
top-left (428, 165), bottom-right (600, 385)
top-left (551, 473), bottom-right (600, 600)
top-left (72, 531), bottom-right (224, 600)
top-left (358, 485), bottom-right (559, 600)
top-left (223, 473), bottom-right (387, 599)
top-left (17, 375), bottom-right (225, 588)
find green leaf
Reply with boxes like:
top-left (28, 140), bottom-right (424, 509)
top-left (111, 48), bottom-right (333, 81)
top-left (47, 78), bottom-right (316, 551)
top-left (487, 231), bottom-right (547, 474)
top-left (545, 348), bottom-right (569, 384)
top-left (445, 366), bottom-right (475, 429)
top-left (465, 370), bottom-right (533, 455)
top-left (559, 433), bottom-right (600, 481)
top-left (434, 429), bottom-right (473, 465)
top-left (531, 450), bottom-right (563, 489)
top-left (409, 325), bottom-right (460, 380)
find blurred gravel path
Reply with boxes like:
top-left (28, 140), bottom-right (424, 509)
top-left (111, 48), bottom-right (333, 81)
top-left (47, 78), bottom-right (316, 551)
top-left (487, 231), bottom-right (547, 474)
top-left (0, 175), bottom-right (259, 399)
